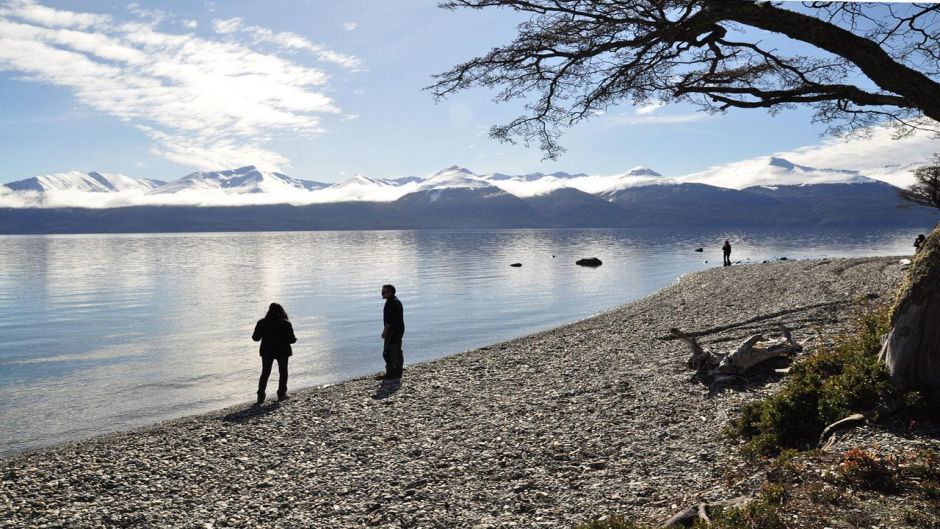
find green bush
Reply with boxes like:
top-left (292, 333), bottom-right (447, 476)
top-left (908, 450), bottom-right (940, 500)
top-left (728, 304), bottom-right (897, 455)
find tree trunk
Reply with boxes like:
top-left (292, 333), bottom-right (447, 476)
top-left (705, 0), bottom-right (940, 122)
top-left (879, 225), bottom-right (940, 390)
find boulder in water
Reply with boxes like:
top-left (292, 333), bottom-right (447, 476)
top-left (576, 257), bottom-right (602, 267)
top-left (509, 263), bottom-right (522, 267)
top-left (694, 248), bottom-right (704, 252)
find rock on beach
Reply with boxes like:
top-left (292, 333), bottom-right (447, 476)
top-left (0, 257), bottom-right (919, 528)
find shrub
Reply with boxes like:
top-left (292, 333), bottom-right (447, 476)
top-left (728, 304), bottom-right (897, 455)
top-left (908, 449), bottom-right (940, 500)
top-left (694, 498), bottom-right (786, 529)
top-left (837, 447), bottom-right (900, 493)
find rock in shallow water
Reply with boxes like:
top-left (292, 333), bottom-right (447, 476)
top-left (576, 257), bottom-right (602, 267)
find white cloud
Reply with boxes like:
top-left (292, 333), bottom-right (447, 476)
top-left (609, 112), bottom-right (709, 126)
top-left (125, 2), bottom-right (167, 24)
top-left (211, 16), bottom-right (362, 69)
top-left (771, 126), bottom-right (938, 188)
top-left (0, 0), bottom-right (360, 171)
top-left (343, 21), bottom-right (357, 31)
top-left (607, 100), bottom-right (709, 125)
top-left (140, 127), bottom-right (292, 171)
top-left (211, 16), bottom-right (242, 34)
top-left (183, 19), bottom-right (198, 30)
top-left (635, 101), bottom-right (664, 115)
top-left (0, 0), bottom-right (108, 29)
top-left (674, 125), bottom-right (938, 189)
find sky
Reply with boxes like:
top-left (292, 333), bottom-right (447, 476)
top-left (0, 0), bottom-right (938, 186)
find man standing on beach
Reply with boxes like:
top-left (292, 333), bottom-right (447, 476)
top-left (379, 284), bottom-right (405, 380)
top-left (722, 240), bottom-right (732, 267)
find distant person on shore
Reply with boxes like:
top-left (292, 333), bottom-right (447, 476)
top-left (252, 302), bottom-right (297, 403)
top-left (378, 284), bottom-right (405, 380)
top-left (914, 234), bottom-right (927, 253)
top-left (722, 240), bottom-right (732, 267)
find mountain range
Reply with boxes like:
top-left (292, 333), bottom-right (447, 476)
top-left (0, 158), bottom-right (935, 233)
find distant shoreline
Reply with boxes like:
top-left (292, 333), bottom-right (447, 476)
top-left (2, 175), bottom-right (937, 234)
top-left (0, 203), bottom-right (934, 235)
top-left (0, 256), bottom-right (911, 527)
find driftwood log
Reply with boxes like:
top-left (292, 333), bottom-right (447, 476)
top-left (671, 325), bottom-right (802, 379)
top-left (662, 496), bottom-right (751, 527)
top-left (817, 400), bottom-right (902, 450)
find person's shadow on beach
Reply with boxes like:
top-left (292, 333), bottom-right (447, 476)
top-left (371, 378), bottom-right (402, 400)
top-left (222, 402), bottom-right (282, 424)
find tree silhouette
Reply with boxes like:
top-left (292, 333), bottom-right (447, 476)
top-left (430, 0), bottom-right (940, 159)
top-left (900, 156), bottom-right (940, 212)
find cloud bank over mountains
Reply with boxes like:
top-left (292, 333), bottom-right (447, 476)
top-left (0, 0), bottom-right (359, 171)
top-left (0, 156), bottom-right (925, 209)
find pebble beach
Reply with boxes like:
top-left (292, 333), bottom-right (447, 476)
top-left (0, 257), bottom-right (923, 528)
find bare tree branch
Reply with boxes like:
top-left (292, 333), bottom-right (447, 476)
top-left (429, 0), bottom-right (940, 159)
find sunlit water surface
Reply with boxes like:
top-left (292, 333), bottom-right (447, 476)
top-left (0, 227), bottom-right (925, 455)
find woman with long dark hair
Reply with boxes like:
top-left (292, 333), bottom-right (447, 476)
top-left (252, 302), bottom-right (297, 403)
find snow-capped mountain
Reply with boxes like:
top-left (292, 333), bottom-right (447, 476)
top-left (393, 167), bottom-right (539, 227)
top-left (679, 156), bottom-right (874, 189)
top-left (151, 166), bottom-right (324, 194)
top-left (394, 166), bottom-right (511, 207)
top-left (381, 176), bottom-right (424, 186)
top-left (328, 175), bottom-right (388, 190)
top-left (1, 156), bottom-right (936, 233)
top-left (4, 171), bottom-right (164, 193)
top-left (523, 187), bottom-right (630, 227)
top-left (487, 170), bottom-right (588, 181)
top-left (483, 166), bottom-right (666, 197)
top-left (596, 167), bottom-right (669, 194)
top-left (418, 166), bottom-right (493, 191)
top-left (314, 174), bottom-right (415, 202)
top-left (621, 167), bottom-right (662, 178)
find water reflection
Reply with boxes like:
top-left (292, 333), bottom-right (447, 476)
top-left (0, 227), bottom-right (924, 455)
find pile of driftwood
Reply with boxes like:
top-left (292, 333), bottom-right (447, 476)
top-left (659, 326), bottom-right (804, 526)
top-left (670, 324), bottom-right (803, 382)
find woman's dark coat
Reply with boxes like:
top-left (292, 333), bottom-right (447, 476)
top-left (252, 318), bottom-right (297, 359)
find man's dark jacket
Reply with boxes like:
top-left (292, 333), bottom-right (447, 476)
top-left (384, 297), bottom-right (405, 343)
top-left (252, 318), bottom-right (297, 358)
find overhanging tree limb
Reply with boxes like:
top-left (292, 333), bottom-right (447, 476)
top-left (704, 0), bottom-right (940, 120)
top-left (430, 0), bottom-right (940, 158)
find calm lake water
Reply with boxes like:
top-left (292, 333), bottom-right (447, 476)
top-left (0, 228), bottom-right (925, 455)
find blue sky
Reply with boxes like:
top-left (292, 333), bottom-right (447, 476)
top-left (0, 0), bottom-right (936, 185)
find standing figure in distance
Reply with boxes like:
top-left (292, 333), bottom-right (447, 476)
top-left (722, 239), bottom-right (732, 267)
top-left (379, 284), bottom-right (405, 380)
top-left (252, 302), bottom-right (297, 403)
